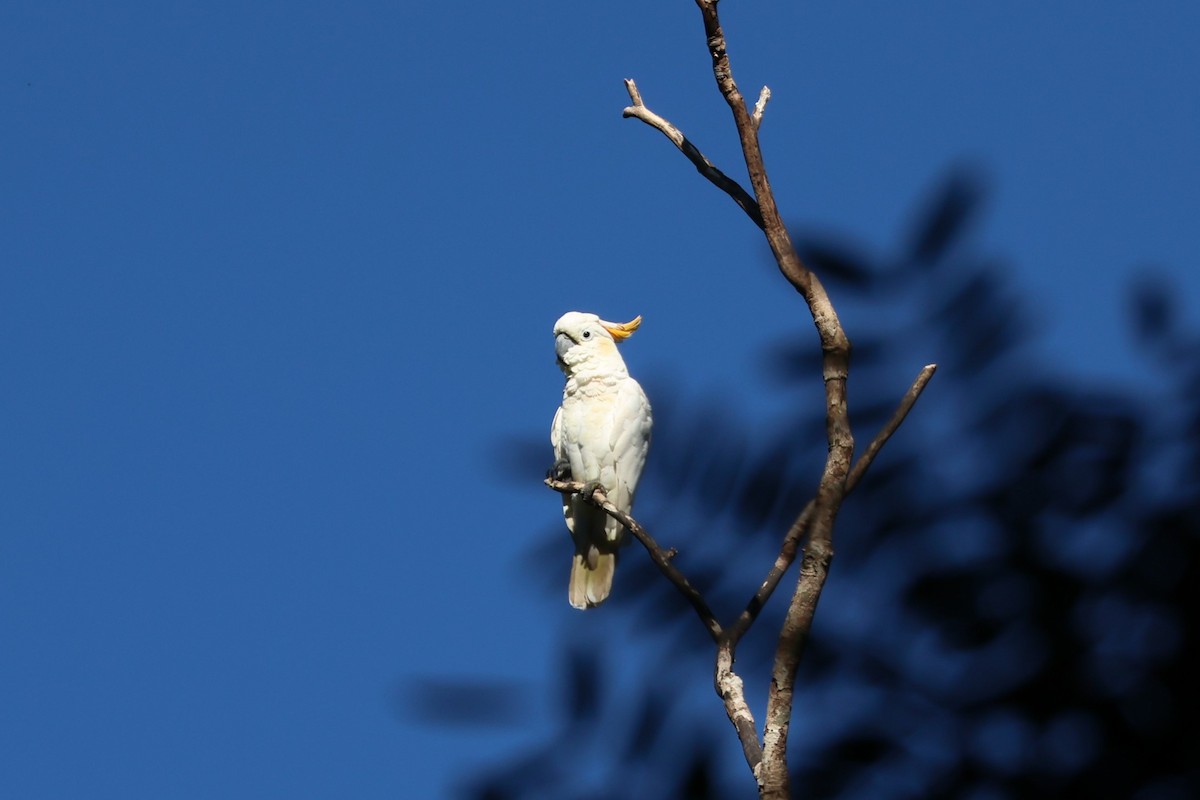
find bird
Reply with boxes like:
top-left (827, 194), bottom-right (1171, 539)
top-left (550, 311), bottom-right (653, 609)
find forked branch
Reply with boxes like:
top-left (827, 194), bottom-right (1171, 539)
top-left (727, 364), bottom-right (938, 643)
top-left (622, 79), bottom-right (764, 229)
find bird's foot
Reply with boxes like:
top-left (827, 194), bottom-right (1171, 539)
top-left (547, 459), bottom-right (572, 483)
top-left (580, 480), bottom-right (605, 503)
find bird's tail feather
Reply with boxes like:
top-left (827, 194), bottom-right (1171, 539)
top-left (568, 545), bottom-right (617, 609)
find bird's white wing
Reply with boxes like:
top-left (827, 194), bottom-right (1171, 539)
top-left (550, 405), bottom-right (564, 457)
top-left (603, 378), bottom-right (652, 540)
top-left (551, 402), bottom-right (584, 535)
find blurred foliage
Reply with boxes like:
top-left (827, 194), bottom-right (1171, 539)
top-left (417, 168), bottom-right (1200, 799)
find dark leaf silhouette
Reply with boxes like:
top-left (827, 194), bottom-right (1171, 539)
top-left (403, 678), bottom-right (528, 727)
top-left (620, 687), bottom-right (672, 764)
top-left (1129, 271), bottom-right (1175, 346)
top-left (676, 745), bottom-right (721, 800)
top-left (903, 166), bottom-right (985, 265)
top-left (564, 647), bottom-right (602, 723)
top-left (929, 268), bottom-right (1025, 374)
top-left (793, 233), bottom-right (876, 289)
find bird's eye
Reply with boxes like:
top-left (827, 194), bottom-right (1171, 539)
top-left (582, 330), bottom-right (591, 339)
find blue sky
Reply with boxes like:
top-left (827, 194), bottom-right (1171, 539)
top-left (2, 2), bottom-right (1198, 797)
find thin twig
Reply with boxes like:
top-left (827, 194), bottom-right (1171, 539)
top-left (544, 477), bottom-right (722, 642)
top-left (622, 79), bottom-right (765, 229)
top-left (847, 364), bottom-right (938, 490)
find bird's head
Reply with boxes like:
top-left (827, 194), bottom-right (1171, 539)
top-left (553, 311), bottom-right (642, 374)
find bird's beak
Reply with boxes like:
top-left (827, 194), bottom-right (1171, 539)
top-left (555, 332), bottom-right (574, 365)
top-left (601, 315), bottom-right (642, 342)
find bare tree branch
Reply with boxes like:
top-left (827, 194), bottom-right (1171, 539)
top-left (612, 4), bottom-right (936, 796)
top-left (622, 79), bottom-right (765, 229)
top-left (686, 3), bottom-right (855, 795)
top-left (544, 477), bottom-right (722, 642)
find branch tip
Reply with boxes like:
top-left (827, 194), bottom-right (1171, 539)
top-left (623, 78), bottom-right (643, 107)
top-left (752, 86), bottom-right (771, 127)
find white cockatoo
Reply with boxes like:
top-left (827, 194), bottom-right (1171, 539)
top-left (550, 311), bottom-right (652, 609)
